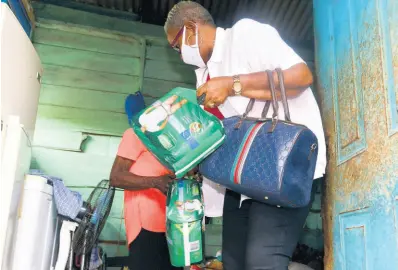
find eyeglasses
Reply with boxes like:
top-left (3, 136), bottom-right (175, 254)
top-left (170, 27), bottom-right (184, 53)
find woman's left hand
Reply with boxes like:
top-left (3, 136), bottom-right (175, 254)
top-left (197, 76), bottom-right (234, 108)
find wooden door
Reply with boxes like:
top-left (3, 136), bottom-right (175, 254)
top-left (314, 0), bottom-right (398, 269)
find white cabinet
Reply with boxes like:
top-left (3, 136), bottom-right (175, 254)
top-left (0, 2), bottom-right (43, 269)
top-left (0, 116), bottom-right (32, 270)
top-left (0, 2), bottom-right (42, 139)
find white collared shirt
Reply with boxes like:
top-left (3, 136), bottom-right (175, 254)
top-left (197, 19), bottom-right (327, 217)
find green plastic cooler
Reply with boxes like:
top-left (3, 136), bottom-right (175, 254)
top-left (166, 179), bottom-right (204, 267)
top-left (131, 87), bottom-right (225, 178)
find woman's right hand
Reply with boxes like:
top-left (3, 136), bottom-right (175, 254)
top-left (152, 174), bottom-right (176, 195)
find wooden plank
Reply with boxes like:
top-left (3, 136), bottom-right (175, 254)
top-left (32, 3), bottom-right (165, 39)
top-left (81, 134), bottom-right (122, 157)
top-left (36, 0), bottom-right (139, 21)
top-left (33, 128), bottom-right (124, 154)
top-left (144, 59), bottom-right (196, 84)
top-left (142, 78), bottom-right (195, 98)
top-left (146, 36), bottom-right (169, 47)
top-left (36, 19), bottom-right (144, 45)
top-left (146, 44), bottom-right (181, 63)
top-left (33, 130), bottom-right (87, 151)
top-left (100, 217), bottom-right (126, 241)
top-left (36, 104), bottom-right (129, 136)
top-left (41, 64), bottom-right (140, 94)
top-left (100, 218), bottom-right (122, 241)
top-left (31, 147), bottom-right (115, 187)
top-left (109, 191), bottom-right (124, 220)
top-left (33, 124), bottom-right (123, 154)
top-left (35, 44), bottom-right (141, 76)
top-left (39, 84), bottom-right (128, 113)
top-left (143, 96), bottom-right (158, 106)
top-left (109, 136), bottom-right (123, 157)
top-left (33, 26), bottom-right (142, 57)
top-left (33, 132), bottom-right (122, 157)
top-left (138, 39), bottom-right (147, 92)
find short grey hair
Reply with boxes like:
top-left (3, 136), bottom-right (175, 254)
top-left (164, 1), bottom-right (215, 32)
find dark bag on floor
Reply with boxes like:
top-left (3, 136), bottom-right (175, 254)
top-left (199, 69), bottom-right (318, 208)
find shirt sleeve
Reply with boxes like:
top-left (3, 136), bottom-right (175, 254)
top-left (117, 128), bottom-right (144, 161)
top-left (236, 19), bottom-right (305, 71)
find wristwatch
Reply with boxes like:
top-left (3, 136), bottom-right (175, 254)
top-left (232, 75), bottom-right (242, 96)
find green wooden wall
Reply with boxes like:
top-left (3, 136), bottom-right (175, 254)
top-left (30, 4), bottom-right (195, 257)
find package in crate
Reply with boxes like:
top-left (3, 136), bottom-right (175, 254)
top-left (131, 87), bottom-right (225, 178)
top-left (166, 179), bottom-right (204, 267)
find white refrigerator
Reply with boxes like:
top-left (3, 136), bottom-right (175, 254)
top-left (0, 2), bottom-right (56, 270)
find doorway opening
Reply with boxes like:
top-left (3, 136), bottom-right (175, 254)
top-left (29, 0), bottom-right (325, 269)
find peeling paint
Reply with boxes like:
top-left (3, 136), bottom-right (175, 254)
top-left (315, 0), bottom-right (398, 269)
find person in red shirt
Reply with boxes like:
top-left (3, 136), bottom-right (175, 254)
top-left (110, 128), bottom-right (181, 270)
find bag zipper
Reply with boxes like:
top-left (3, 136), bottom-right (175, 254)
top-left (236, 117), bottom-right (309, 129)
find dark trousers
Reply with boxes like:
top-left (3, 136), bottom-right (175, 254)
top-left (222, 189), bottom-right (311, 270)
top-left (128, 229), bottom-right (182, 270)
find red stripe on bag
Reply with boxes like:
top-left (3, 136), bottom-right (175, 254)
top-left (233, 123), bottom-right (263, 184)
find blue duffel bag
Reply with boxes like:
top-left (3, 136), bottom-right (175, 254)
top-left (199, 69), bottom-right (318, 208)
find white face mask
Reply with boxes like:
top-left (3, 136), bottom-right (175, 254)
top-left (181, 25), bottom-right (206, 68)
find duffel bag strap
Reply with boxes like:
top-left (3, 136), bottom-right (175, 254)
top-left (275, 68), bottom-right (292, 122)
top-left (239, 98), bottom-right (271, 123)
top-left (235, 69), bottom-right (282, 129)
top-left (266, 70), bottom-right (280, 132)
top-left (260, 101), bottom-right (271, 119)
top-left (234, 98), bottom-right (255, 129)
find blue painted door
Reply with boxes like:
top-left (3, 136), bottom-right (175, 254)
top-left (314, 0), bottom-right (398, 269)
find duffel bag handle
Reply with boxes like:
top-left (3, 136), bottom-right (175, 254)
top-left (235, 69), bottom-right (288, 130)
top-left (242, 70), bottom-right (278, 119)
top-left (266, 70), bottom-right (280, 132)
top-left (265, 70), bottom-right (279, 120)
top-left (275, 68), bottom-right (292, 122)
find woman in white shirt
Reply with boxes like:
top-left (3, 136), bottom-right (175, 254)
top-left (164, 2), bottom-right (326, 270)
